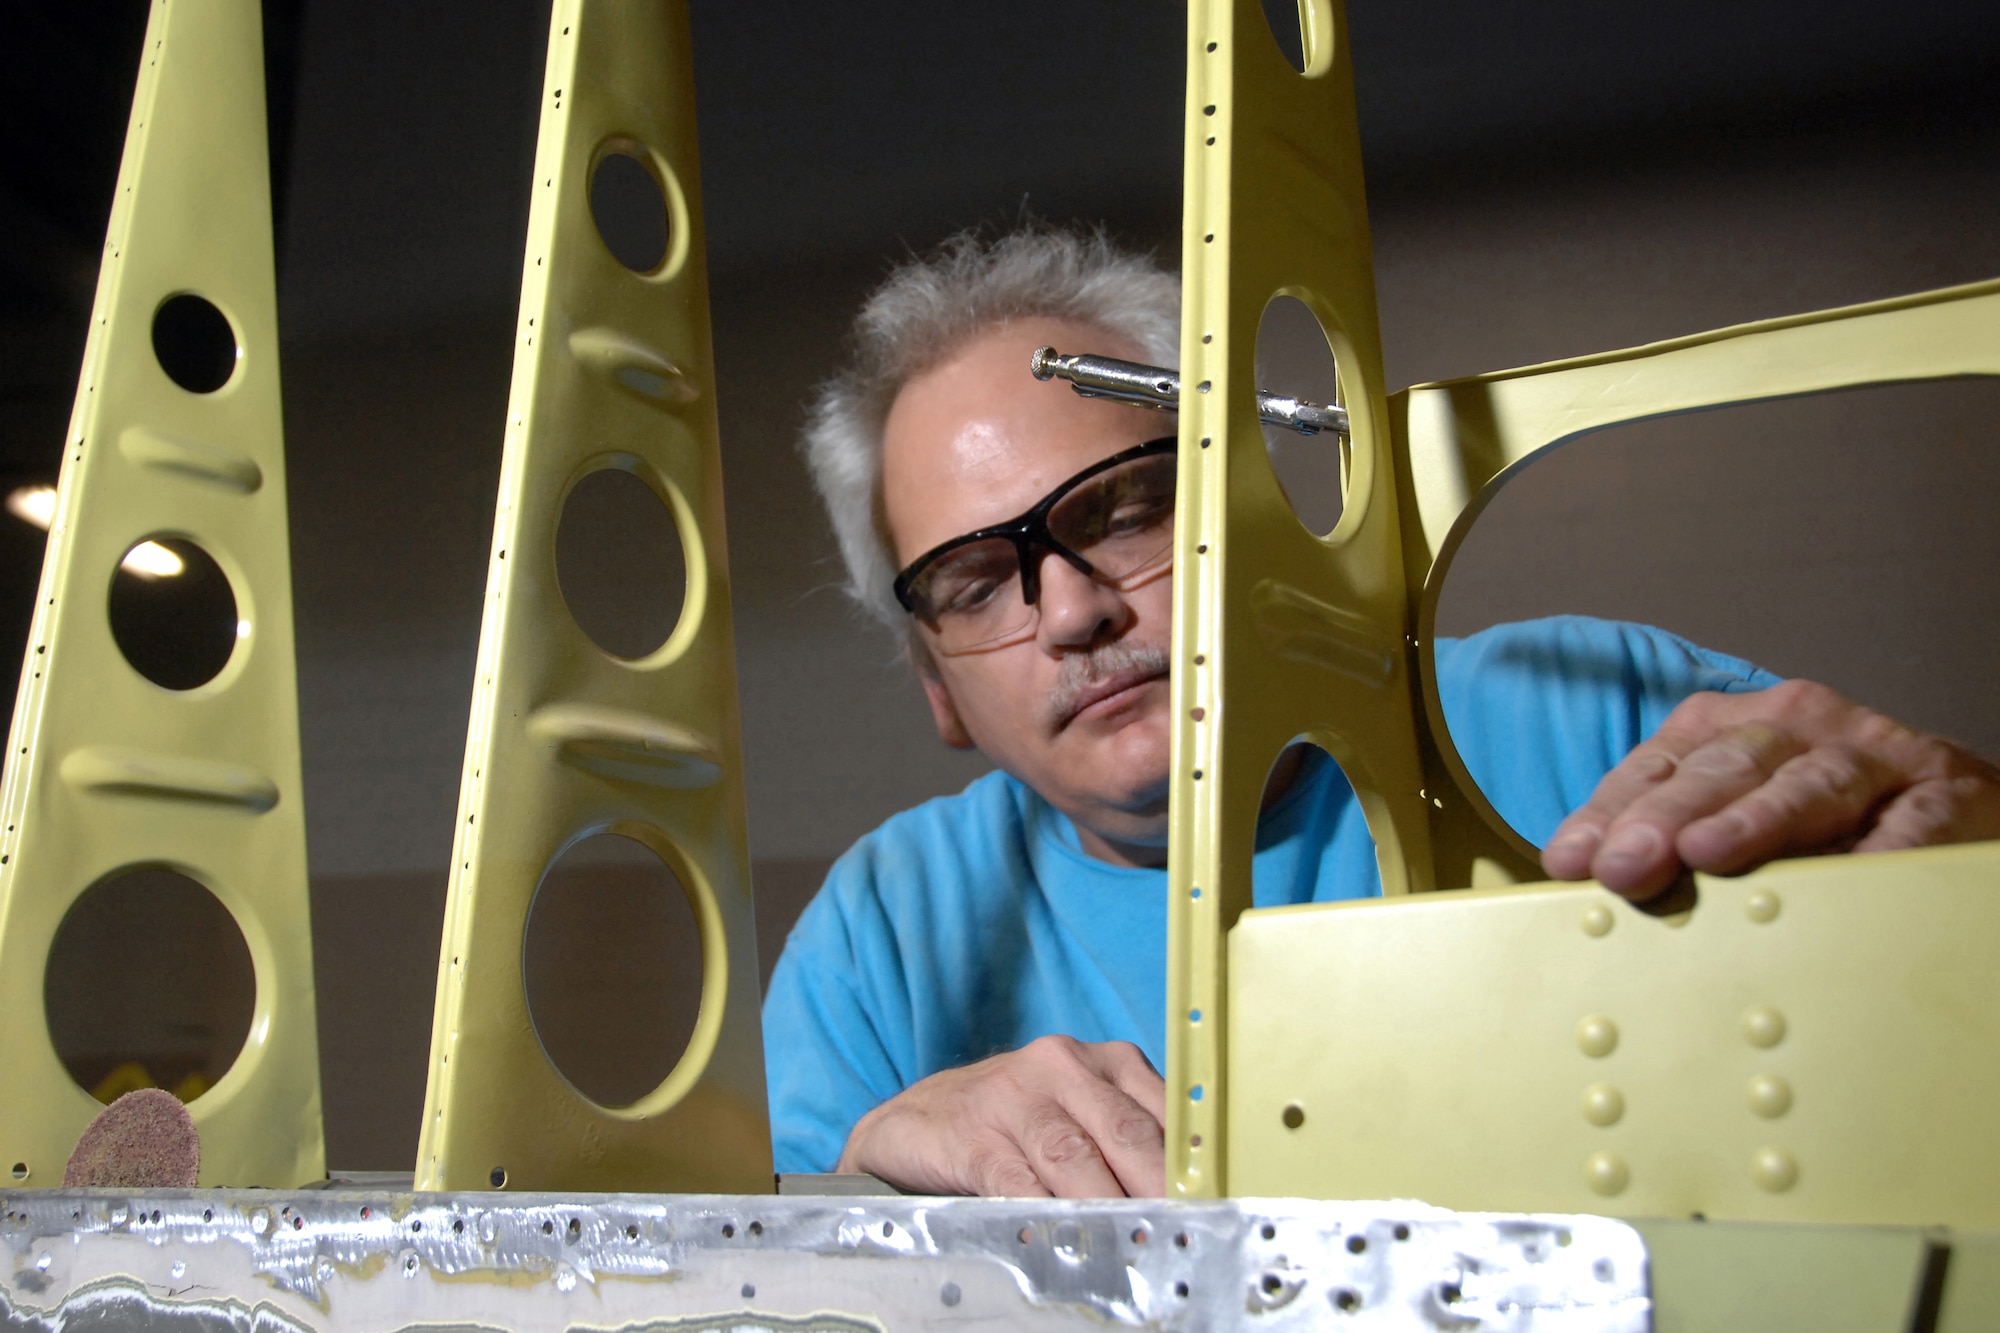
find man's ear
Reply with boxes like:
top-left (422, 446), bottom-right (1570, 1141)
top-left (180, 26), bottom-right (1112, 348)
top-left (907, 640), bottom-right (976, 750)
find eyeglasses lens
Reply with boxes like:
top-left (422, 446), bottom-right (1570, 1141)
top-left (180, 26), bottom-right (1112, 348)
top-left (912, 452), bottom-right (1176, 651)
top-left (1047, 452), bottom-right (1176, 579)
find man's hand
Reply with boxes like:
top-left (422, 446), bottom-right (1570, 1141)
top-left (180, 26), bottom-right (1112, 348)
top-left (1543, 679), bottom-right (2000, 901)
top-left (837, 1035), bottom-right (1165, 1197)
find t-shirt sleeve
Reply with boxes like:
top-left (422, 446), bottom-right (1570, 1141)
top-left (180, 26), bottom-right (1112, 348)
top-left (1433, 615), bottom-right (1783, 848)
top-left (761, 859), bottom-right (912, 1174)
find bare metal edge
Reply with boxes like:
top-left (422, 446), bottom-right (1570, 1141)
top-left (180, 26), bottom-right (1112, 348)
top-left (2, 1189), bottom-right (1647, 1331)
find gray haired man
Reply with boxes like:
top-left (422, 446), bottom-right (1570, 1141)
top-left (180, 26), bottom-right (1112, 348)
top-left (762, 225), bottom-right (2000, 1196)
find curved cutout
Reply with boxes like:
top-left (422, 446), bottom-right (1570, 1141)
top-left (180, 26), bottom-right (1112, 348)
top-left (554, 465), bottom-right (689, 661)
top-left (45, 867), bottom-right (255, 1104)
top-left (1254, 739), bottom-right (1381, 894)
top-left (1422, 378), bottom-right (2000, 850)
top-left (589, 147), bottom-right (671, 275)
top-left (1260, 0), bottom-right (1335, 77)
top-left (151, 294), bottom-right (239, 394)
top-left (524, 832), bottom-right (704, 1109)
top-left (1256, 294), bottom-right (1346, 537)
top-left (107, 536), bottom-right (240, 690)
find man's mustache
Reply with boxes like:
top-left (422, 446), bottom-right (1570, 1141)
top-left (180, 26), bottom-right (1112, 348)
top-left (1047, 641), bottom-right (1171, 728)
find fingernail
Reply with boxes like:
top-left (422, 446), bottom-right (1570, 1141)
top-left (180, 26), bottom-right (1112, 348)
top-left (1550, 828), bottom-right (1599, 854)
top-left (1599, 825), bottom-right (1664, 871)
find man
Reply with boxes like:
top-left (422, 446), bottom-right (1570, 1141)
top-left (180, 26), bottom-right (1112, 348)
top-left (763, 225), bottom-right (2000, 1197)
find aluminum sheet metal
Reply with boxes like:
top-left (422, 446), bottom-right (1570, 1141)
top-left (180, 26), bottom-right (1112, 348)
top-left (1, 1190), bottom-right (1648, 1331)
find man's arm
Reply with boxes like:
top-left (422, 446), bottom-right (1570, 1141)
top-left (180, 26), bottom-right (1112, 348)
top-left (1543, 677), bottom-right (2000, 898)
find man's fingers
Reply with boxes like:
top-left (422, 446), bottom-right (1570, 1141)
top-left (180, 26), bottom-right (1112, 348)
top-left (1589, 725), bottom-right (1807, 897)
top-left (965, 1141), bottom-right (1055, 1199)
top-left (1013, 1103), bottom-right (1132, 1198)
top-left (1087, 1040), bottom-right (1168, 1127)
top-left (1059, 1079), bottom-right (1165, 1197)
top-left (837, 1038), bottom-right (1172, 1199)
top-left (1019, 1038), bottom-right (1163, 1197)
top-left (1543, 749), bottom-right (1681, 879)
top-left (1854, 774), bottom-right (2000, 853)
top-left (1675, 742), bottom-right (1895, 872)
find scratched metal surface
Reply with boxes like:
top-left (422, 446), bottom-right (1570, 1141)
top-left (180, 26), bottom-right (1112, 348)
top-left (0, 1191), bottom-right (1648, 1330)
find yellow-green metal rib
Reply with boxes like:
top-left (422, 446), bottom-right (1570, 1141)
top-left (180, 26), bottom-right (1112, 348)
top-left (414, 0), bottom-right (770, 1194)
top-left (0, 0), bottom-right (324, 1188)
top-left (1166, 0), bottom-right (1533, 1201)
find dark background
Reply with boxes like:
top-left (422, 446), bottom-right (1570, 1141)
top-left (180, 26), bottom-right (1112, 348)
top-left (5, 0), bottom-right (1999, 1168)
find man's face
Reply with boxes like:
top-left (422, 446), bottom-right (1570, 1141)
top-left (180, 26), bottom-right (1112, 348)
top-left (882, 318), bottom-right (1176, 865)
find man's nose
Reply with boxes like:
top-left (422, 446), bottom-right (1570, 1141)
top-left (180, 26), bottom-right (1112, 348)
top-left (1032, 549), bottom-right (1131, 648)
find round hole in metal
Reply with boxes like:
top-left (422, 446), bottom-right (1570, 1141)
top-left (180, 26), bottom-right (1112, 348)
top-left (589, 150), bottom-right (670, 274)
top-left (1255, 295), bottom-right (1345, 538)
top-left (555, 467), bottom-right (688, 660)
top-left (108, 537), bottom-right (239, 689)
top-left (45, 867), bottom-right (254, 1103)
top-left (1260, 0), bottom-right (1307, 71)
top-left (524, 833), bottom-right (702, 1108)
top-left (152, 294), bottom-right (239, 394)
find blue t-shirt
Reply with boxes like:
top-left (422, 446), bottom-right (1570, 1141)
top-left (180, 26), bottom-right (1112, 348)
top-left (762, 616), bottom-right (1780, 1172)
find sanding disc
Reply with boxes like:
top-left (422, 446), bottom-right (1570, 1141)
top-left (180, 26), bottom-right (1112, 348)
top-left (62, 1088), bottom-right (200, 1188)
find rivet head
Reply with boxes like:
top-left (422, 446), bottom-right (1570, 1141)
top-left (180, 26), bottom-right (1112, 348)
top-left (1742, 1006), bottom-right (1786, 1049)
top-left (1748, 1075), bottom-right (1792, 1119)
top-left (1752, 1147), bottom-right (1799, 1192)
top-left (1746, 890), bottom-right (1781, 924)
top-left (1581, 1083), bottom-right (1625, 1127)
top-left (1575, 1014), bottom-right (1619, 1059)
top-left (1580, 904), bottom-right (1614, 938)
top-left (1583, 1152), bottom-right (1629, 1196)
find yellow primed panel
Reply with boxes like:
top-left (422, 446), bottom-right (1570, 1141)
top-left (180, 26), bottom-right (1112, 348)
top-left (1633, 1220), bottom-right (1934, 1333)
top-left (415, 0), bottom-right (770, 1193)
top-left (1229, 843), bottom-right (2000, 1226)
top-left (1166, 0), bottom-right (1536, 1200)
top-left (0, 0), bottom-right (324, 1187)
top-left (1936, 1231), bottom-right (2000, 1333)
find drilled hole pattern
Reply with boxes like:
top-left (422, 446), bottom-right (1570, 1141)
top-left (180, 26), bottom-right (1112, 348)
top-left (0, 1200), bottom-right (1637, 1321)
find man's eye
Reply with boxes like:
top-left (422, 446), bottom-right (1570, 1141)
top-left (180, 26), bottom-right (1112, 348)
top-left (937, 577), bottom-right (1003, 614)
top-left (1105, 496), bottom-right (1172, 534)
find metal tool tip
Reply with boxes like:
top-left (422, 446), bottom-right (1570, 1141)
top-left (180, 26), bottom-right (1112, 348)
top-left (1029, 346), bottom-right (1059, 380)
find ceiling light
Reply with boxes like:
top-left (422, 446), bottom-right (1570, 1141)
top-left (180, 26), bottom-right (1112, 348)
top-left (5, 485), bottom-right (185, 578)
top-left (5, 484), bottom-right (55, 530)
top-left (120, 542), bottom-right (185, 579)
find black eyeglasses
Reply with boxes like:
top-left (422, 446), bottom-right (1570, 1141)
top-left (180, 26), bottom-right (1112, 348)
top-left (892, 436), bottom-right (1178, 651)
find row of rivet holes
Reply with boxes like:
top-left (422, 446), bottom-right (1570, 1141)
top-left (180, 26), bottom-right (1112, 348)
top-left (1576, 889), bottom-right (1794, 1195)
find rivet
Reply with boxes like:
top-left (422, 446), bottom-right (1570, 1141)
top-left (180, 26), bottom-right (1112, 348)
top-left (1583, 1152), bottom-right (1629, 1196)
top-left (1751, 1147), bottom-right (1798, 1192)
top-left (1746, 890), bottom-right (1780, 924)
top-left (1580, 1083), bottom-right (1624, 1127)
top-left (1575, 1014), bottom-right (1619, 1059)
top-left (1748, 1074), bottom-right (1792, 1119)
top-left (1742, 1006), bottom-right (1786, 1049)
top-left (1580, 904), bottom-right (1614, 938)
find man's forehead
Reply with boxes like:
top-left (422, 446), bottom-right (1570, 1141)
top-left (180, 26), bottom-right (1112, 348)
top-left (880, 321), bottom-right (1167, 557)
top-left (887, 322), bottom-right (1150, 454)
